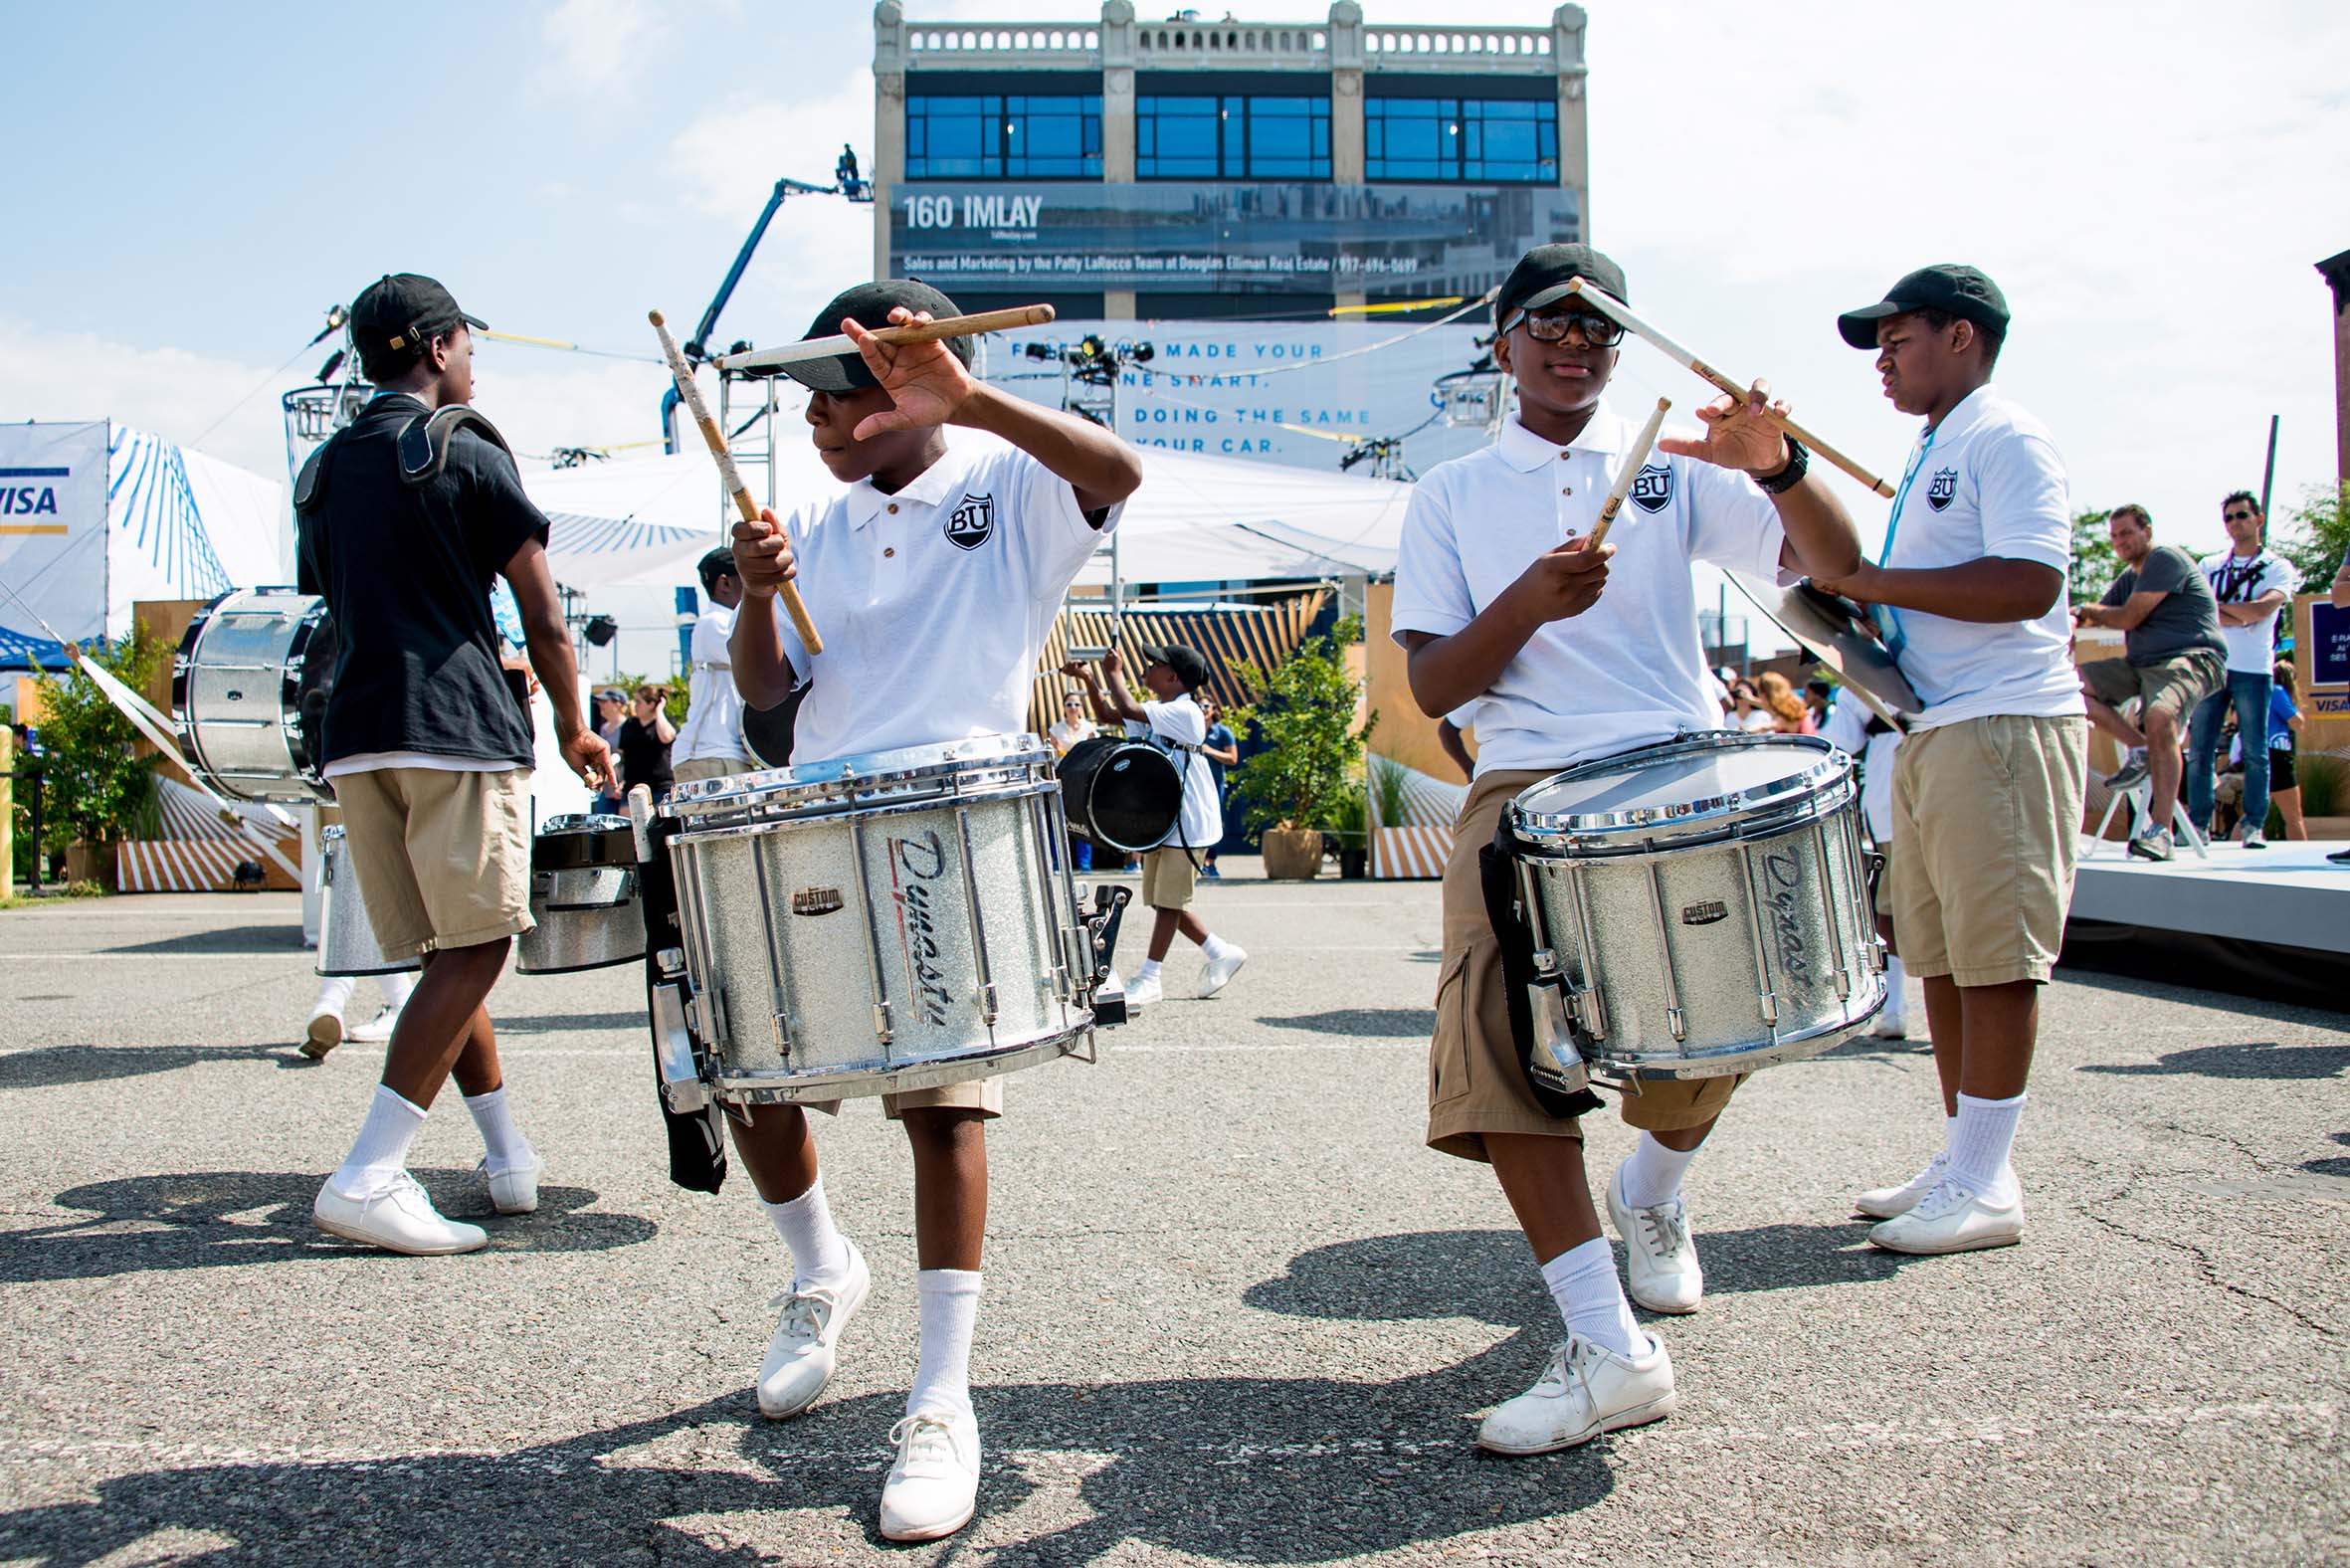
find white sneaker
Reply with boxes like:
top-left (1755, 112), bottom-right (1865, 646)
top-left (2128, 827), bottom-right (2174, 862)
top-left (1868, 1177), bottom-right (2025, 1255)
top-left (1123, 973), bottom-right (1163, 1008)
top-left (1855, 1151), bottom-right (1949, 1219)
top-left (1476, 1333), bottom-right (1677, 1456)
top-left (347, 1005), bottom-right (404, 1045)
top-left (480, 1154), bottom-right (544, 1216)
top-left (757, 1241), bottom-right (872, 1420)
top-left (1196, 944), bottom-right (1249, 999)
top-left (1606, 1168), bottom-right (1703, 1314)
top-left (313, 1172), bottom-right (488, 1256)
top-left (1870, 1008), bottom-right (1908, 1041)
top-left (879, 1405), bottom-right (980, 1542)
top-left (300, 1007), bottom-right (344, 1062)
top-left (2240, 828), bottom-right (2267, 850)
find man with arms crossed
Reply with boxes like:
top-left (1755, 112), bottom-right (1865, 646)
top-left (1394, 244), bottom-right (1863, 1454)
top-left (1815, 264), bottom-right (2086, 1253)
top-left (2188, 491), bottom-right (2299, 848)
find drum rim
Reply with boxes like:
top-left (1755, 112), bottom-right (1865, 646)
top-left (664, 776), bottom-right (1060, 846)
top-left (1510, 732), bottom-right (1849, 846)
top-left (664, 733), bottom-right (1056, 822)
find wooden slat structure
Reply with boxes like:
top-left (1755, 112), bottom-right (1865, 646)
top-left (115, 777), bottom-right (299, 893)
top-left (1371, 757), bottom-right (1468, 881)
top-left (1030, 588), bottom-right (1333, 733)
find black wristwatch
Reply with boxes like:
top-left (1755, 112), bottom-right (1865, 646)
top-left (1753, 435), bottom-right (1811, 494)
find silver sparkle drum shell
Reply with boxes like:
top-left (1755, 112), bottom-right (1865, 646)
top-left (516, 814), bottom-right (647, 975)
top-left (662, 735), bottom-right (1092, 1102)
top-left (1507, 732), bottom-right (1885, 1081)
top-left (173, 587), bottom-right (334, 804)
top-left (314, 825), bottom-right (420, 978)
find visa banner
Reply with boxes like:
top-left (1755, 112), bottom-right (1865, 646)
top-left (0, 421), bottom-right (108, 666)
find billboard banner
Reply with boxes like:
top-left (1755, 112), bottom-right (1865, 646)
top-left (892, 181), bottom-right (1579, 298)
top-left (0, 421), bottom-right (109, 666)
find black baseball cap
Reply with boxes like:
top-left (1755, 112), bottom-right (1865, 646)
top-left (1138, 643), bottom-right (1212, 693)
top-left (1838, 265), bottom-right (2010, 349)
top-left (1494, 243), bottom-right (1629, 329)
top-left (779, 279), bottom-right (971, 394)
top-left (349, 273), bottom-right (486, 359)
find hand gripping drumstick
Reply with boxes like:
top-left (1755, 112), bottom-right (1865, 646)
top-left (1565, 278), bottom-right (1897, 499)
top-left (711, 304), bottom-right (1058, 374)
top-left (1583, 396), bottom-right (1671, 552)
top-left (650, 310), bottom-right (823, 654)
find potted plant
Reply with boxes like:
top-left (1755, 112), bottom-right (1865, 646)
top-left (1226, 614), bottom-right (1373, 882)
top-left (1328, 786), bottom-right (1370, 880)
top-left (26, 629), bottom-right (166, 892)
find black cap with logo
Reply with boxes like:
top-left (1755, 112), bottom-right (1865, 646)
top-left (1837, 265), bottom-right (2010, 350)
top-left (1138, 643), bottom-right (1213, 693)
top-left (1494, 243), bottom-right (1629, 329)
top-left (348, 273), bottom-right (487, 360)
top-left (779, 280), bottom-right (971, 394)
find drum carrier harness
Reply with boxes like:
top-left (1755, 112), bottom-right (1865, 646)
top-left (294, 404), bottom-right (516, 515)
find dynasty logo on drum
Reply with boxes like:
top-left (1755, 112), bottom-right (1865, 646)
top-left (1630, 463), bottom-right (1673, 513)
top-left (888, 831), bottom-right (957, 1027)
top-left (1760, 850), bottom-right (1814, 984)
top-left (944, 491), bottom-right (996, 551)
top-left (1925, 468), bottom-right (1959, 511)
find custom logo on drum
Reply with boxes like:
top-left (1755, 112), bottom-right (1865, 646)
top-left (944, 491), bottom-right (996, 550)
top-left (1630, 464), bottom-right (1673, 513)
top-left (1679, 900), bottom-right (1729, 926)
top-left (888, 831), bottom-right (957, 1028)
top-left (1760, 850), bottom-right (1814, 983)
top-left (791, 887), bottom-right (844, 916)
top-left (1926, 468), bottom-right (1958, 511)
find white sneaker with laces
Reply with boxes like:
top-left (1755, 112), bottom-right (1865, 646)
top-left (1477, 1332), bottom-right (1677, 1456)
top-left (1855, 1151), bottom-right (1949, 1219)
top-left (301, 1008), bottom-right (344, 1062)
top-left (879, 1406), bottom-right (981, 1542)
top-left (347, 1005), bottom-right (404, 1045)
top-left (757, 1241), bottom-right (872, 1420)
top-left (2128, 827), bottom-right (2174, 862)
top-left (480, 1154), bottom-right (544, 1216)
top-left (1606, 1168), bottom-right (1703, 1314)
top-left (313, 1172), bottom-right (488, 1256)
top-left (1196, 944), bottom-right (1249, 999)
top-left (2240, 827), bottom-right (2267, 850)
top-left (1123, 973), bottom-right (1163, 1009)
top-left (1870, 1007), bottom-right (1909, 1041)
top-left (1868, 1177), bottom-right (2024, 1255)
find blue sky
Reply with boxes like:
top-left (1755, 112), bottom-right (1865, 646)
top-left (6, 0), bottom-right (2347, 669)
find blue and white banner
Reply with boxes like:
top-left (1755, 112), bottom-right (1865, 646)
top-left (0, 421), bottom-right (109, 666)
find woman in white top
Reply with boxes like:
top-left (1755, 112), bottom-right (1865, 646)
top-left (1047, 691), bottom-right (1095, 755)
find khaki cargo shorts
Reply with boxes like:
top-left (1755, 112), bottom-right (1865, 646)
top-left (2081, 648), bottom-right (2224, 730)
top-left (1889, 714), bottom-right (2087, 988)
top-left (1428, 768), bottom-right (1742, 1164)
top-left (808, 1078), bottom-right (1004, 1121)
top-left (332, 766), bottom-right (534, 961)
top-left (1141, 844), bottom-right (1199, 909)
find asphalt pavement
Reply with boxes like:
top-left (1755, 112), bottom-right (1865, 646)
top-left (0, 873), bottom-right (2343, 1567)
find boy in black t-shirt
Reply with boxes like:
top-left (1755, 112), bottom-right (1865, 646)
top-left (296, 273), bottom-right (615, 1257)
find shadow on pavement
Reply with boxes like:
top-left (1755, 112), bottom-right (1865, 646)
top-left (0, 1044), bottom-right (301, 1089)
top-left (0, 1170), bottom-right (655, 1284)
top-left (1256, 1007), bottom-right (1437, 1039)
top-left (2077, 1041), bottom-right (2350, 1080)
top-left (103, 925), bottom-right (307, 957)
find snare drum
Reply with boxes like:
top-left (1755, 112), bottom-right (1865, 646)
top-left (315, 825), bottom-right (420, 978)
top-left (1056, 735), bottom-right (1181, 854)
top-left (1507, 732), bottom-right (1884, 1084)
top-left (660, 734), bottom-right (1096, 1102)
top-left (516, 814), bottom-right (646, 975)
top-left (173, 587), bottom-right (337, 804)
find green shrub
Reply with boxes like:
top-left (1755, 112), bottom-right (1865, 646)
top-left (18, 629), bottom-right (165, 859)
top-left (2296, 752), bottom-right (2346, 819)
top-left (1226, 613), bottom-right (1372, 835)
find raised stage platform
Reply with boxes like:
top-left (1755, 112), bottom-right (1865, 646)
top-left (2061, 837), bottom-right (2350, 1008)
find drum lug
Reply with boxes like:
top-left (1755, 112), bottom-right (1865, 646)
top-left (1531, 947), bottom-right (1606, 1042)
top-left (977, 981), bottom-right (999, 1024)
top-left (1526, 978), bottom-right (1591, 1094)
top-left (873, 1001), bottom-right (894, 1046)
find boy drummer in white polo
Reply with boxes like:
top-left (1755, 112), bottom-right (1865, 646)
top-left (1392, 244), bottom-right (1863, 1454)
top-left (723, 280), bottom-right (1140, 1542)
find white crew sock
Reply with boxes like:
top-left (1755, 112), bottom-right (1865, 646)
top-left (1540, 1237), bottom-right (1646, 1359)
top-left (464, 1084), bottom-right (535, 1174)
top-left (1201, 933), bottom-right (1234, 961)
top-left (1881, 955), bottom-right (1907, 1020)
top-left (1137, 959), bottom-right (1164, 983)
top-left (378, 970), bottom-right (415, 1010)
top-left (764, 1176), bottom-right (852, 1290)
top-left (1947, 1091), bottom-right (2025, 1198)
top-left (330, 1084), bottom-right (427, 1199)
top-left (908, 1269), bottom-right (983, 1417)
top-left (1617, 1132), bottom-right (1699, 1210)
top-left (310, 975), bottom-right (356, 1020)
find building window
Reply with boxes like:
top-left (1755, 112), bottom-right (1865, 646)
top-left (1137, 94), bottom-right (1330, 179)
top-left (906, 93), bottom-right (1102, 178)
top-left (1365, 96), bottom-right (1557, 183)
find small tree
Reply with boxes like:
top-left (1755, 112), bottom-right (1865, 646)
top-left (23, 628), bottom-right (165, 855)
top-left (2069, 507), bottom-right (2118, 606)
top-left (1225, 613), bottom-right (1373, 835)
top-left (2272, 481), bottom-right (2350, 595)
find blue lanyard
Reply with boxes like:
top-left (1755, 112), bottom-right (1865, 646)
top-left (1873, 425), bottom-right (1939, 661)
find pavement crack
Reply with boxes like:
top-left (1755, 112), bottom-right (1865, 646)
top-left (2076, 1190), bottom-right (2335, 1339)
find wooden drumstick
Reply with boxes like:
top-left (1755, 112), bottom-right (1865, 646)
top-left (649, 309), bottom-right (823, 655)
top-left (1565, 278), bottom-right (1897, 498)
top-left (712, 304), bottom-right (1058, 373)
top-left (1583, 396), bottom-right (1671, 552)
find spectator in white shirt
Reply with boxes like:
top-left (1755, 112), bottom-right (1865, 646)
top-left (2187, 491), bottom-right (2300, 847)
top-left (671, 548), bottom-right (753, 785)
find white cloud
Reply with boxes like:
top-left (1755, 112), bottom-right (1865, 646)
top-left (535, 0), bottom-right (663, 95)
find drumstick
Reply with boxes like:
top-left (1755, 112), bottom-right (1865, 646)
top-left (712, 304), bottom-right (1058, 374)
top-left (649, 310), bottom-right (823, 655)
top-left (1583, 396), bottom-right (1671, 552)
top-left (1565, 278), bottom-right (1897, 498)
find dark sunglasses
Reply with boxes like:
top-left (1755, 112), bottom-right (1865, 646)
top-left (1506, 308), bottom-right (1627, 347)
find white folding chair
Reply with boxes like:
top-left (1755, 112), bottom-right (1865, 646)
top-left (2087, 778), bottom-right (2210, 861)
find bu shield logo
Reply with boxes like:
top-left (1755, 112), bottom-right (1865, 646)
top-left (944, 491), bottom-right (996, 550)
top-left (1630, 464), bottom-right (1673, 513)
top-left (1926, 468), bottom-right (1958, 511)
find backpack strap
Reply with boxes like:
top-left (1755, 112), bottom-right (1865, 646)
top-left (396, 405), bottom-right (513, 488)
top-left (292, 430), bottom-right (341, 514)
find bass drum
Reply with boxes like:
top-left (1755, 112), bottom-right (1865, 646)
top-left (1057, 736), bottom-right (1182, 854)
top-left (173, 587), bottom-right (336, 804)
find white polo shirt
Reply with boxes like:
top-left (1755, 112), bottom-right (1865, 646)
top-left (2200, 547), bottom-right (2300, 674)
top-left (672, 603), bottom-right (747, 765)
top-left (1820, 691), bottom-right (1900, 842)
top-left (767, 429), bottom-right (1120, 762)
top-left (1871, 386), bottom-right (2082, 730)
top-left (1126, 693), bottom-right (1224, 849)
top-left (1391, 404), bottom-right (1790, 778)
